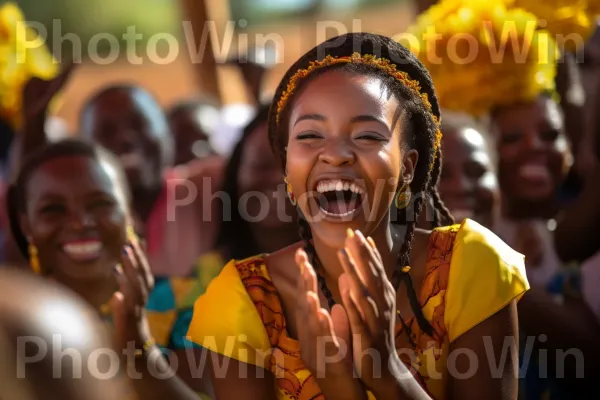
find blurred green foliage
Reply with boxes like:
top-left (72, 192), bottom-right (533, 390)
top-left (12, 0), bottom-right (404, 60)
top-left (14, 0), bottom-right (180, 59)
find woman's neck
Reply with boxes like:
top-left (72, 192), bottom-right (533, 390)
top-left (313, 217), bottom-right (405, 301)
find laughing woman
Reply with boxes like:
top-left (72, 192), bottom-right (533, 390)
top-left (186, 33), bottom-right (528, 400)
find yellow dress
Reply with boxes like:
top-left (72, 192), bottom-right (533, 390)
top-left (187, 219), bottom-right (529, 399)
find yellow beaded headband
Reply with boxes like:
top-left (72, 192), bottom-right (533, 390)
top-left (274, 52), bottom-right (443, 164)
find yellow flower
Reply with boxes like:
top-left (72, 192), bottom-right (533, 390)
top-left (400, 0), bottom-right (557, 117)
top-left (507, 0), bottom-right (599, 50)
top-left (0, 2), bottom-right (58, 129)
top-left (0, 2), bottom-right (24, 41)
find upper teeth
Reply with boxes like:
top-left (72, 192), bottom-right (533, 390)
top-left (63, 242), bottom-right (102, 255)
top-left (316, 180), bottom-right (364, 194)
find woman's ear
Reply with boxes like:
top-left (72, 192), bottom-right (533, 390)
top-left (401, 148), bottom-right (419, 184)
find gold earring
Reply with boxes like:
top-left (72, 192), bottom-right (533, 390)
top-left (28, 242), bottom-right (41, 275)
top-left (284, 176), bottom-right (296, 206)
top-left (395, 182), bottom-right (412, 209)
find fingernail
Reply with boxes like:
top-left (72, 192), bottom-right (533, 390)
top-left (122, 247), bottom-right (128, 255)
top-left (367, 236), bottom-right (376, 249)
top-left (355, 230), bottom-right (366, 242)
top-left (340, 248), bottom-right (348, 259)
top-left (346, 228), bottom-right (355, 239)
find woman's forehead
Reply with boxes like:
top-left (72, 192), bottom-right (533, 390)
top-left (29, 156), bottom-right (125, 201)
top-left (290, 71), bottom-right (400, 122)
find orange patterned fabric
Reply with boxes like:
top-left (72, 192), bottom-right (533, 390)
top-left (234, 225), bottom-right (459, 399)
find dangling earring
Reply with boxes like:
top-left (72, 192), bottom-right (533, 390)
top-left (395, 182), bottom-right (412, 209)
top-left (284, 176), bottom-right (296, 206)
top-left (28, 242), bottom-right (41, 275)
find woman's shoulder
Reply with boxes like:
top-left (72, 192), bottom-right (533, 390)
top-left (440, 218), bottom-right (525, 267)
top-left (263, 241), bottom-right (304, 286)
top-left (194, 241), bottom-right (303, 303)
top-left (415, 218), bottom-right (524, 264)
top-left (432, 219), bottom-right (530, 342)
top-left (186, 253), bottom-right (283, 367)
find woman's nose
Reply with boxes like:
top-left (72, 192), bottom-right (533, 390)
top-left (67, 209), bottom-right (95, 230)
top-left (318, 139), bottom-right (355, 166)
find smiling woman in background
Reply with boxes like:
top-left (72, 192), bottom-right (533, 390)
top-left (7, 140), bottom-right (131, 312)
top-left (436, 111), bottom-right (499, 230)
top-left (406, 0), bottom-right (572, 289)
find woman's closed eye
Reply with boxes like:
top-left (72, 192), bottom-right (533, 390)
top-left (295, 131), bottom-right (324, 140)
top-left (39, 203), bottom-right (66, 215)
top-left (89, 198), bottom-right (116, 210)
top-left (354, 132), bottom-right (388, 142)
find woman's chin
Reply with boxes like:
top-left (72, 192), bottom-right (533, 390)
top-left (311, 227), bottom-right (349, 250)
top-left (55, 253), bottom-right (116, 281)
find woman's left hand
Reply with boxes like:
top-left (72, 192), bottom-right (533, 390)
top-left (295, 249), bottom-right (368, 400)
top-left (337, 229), bottom-right (408, 397)
top-left (111, 237), bottom-right (155, 354)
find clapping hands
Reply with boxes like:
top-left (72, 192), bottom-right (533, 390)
top-left (295, 228), bottom-right (405, 398)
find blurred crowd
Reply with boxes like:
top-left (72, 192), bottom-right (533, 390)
top-left (1, 0), bottom-right (600, 399)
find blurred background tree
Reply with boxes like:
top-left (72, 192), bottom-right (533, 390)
top-left (16, 0), bottom-right (181, 59)
top-left (15, 0), bottom-right (402, 61)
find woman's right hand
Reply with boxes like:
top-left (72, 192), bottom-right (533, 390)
top-left (295, 249), bottom-right (368, 400)
top-left (111, 238), bottom-right (155, 354)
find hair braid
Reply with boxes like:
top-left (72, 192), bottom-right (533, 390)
top-left (428, 148), bottom-right (454, 227)
top-left (297, 214), bottom-right (336, 308)
top-left (393, 195), bottom-right (435, 337)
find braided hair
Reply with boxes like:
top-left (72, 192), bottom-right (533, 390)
top-left (267, 33), bottom-right (453, 337)
top-left (428, 149), bottom-right (455, 228)
top-left (6, 139), bottom-right (130, 268)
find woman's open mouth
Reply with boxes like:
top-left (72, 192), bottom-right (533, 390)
top-left (62, 240), bottom-right (103, 262)
top-left (315, 179), bottom-right (365, 219)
